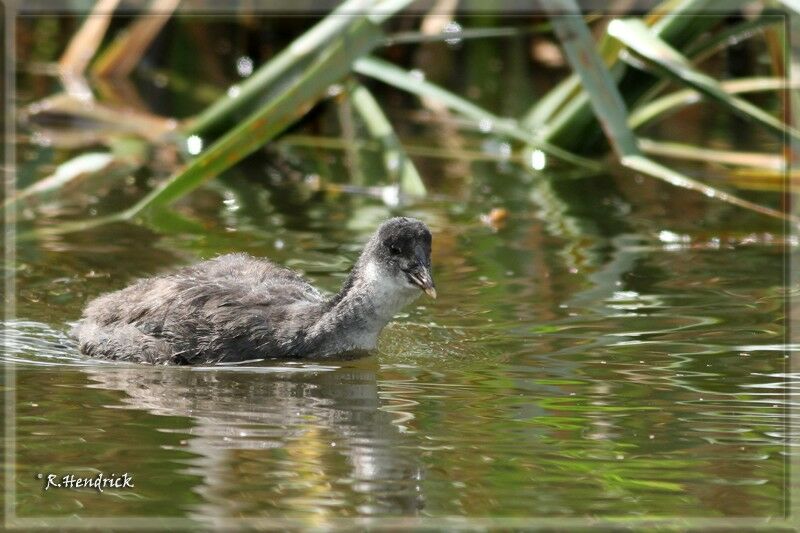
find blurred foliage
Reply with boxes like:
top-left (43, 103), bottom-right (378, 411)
top-left (12, 0), bottom-right (799, 232)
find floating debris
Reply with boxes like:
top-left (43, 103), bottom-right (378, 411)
top-left (480, 207), bottom-right (508, 230)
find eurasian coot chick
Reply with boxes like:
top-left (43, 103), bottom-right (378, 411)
top-left (71, 217), bottom-right (435, 364)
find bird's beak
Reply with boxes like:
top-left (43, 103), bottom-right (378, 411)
top-left (407, 264), bottom-right (437, 299)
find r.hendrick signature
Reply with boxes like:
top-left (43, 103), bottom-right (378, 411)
top-left (37, 472), bottom-right (134, 493)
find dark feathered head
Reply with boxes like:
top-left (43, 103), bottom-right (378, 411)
top-left (367, 217), bottom-right (436, 298)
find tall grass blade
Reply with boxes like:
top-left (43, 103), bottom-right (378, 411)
top-left (648, 0), bottom-right (750, 40)
top-left (628, 77), bottom-right (800, 129)
top-left (91, 0), bottom-right (180, 78)
top-left (629, 77), bottom-right (800, 129)
top-left (278, 134), bottom-right (544, 163)
top-left (522, 75), bottom-right (581, 130)
top-left (24, 93), bottom-right (177, 143)
top-left (5, 134), bottom-right (149, 214)
top-left (528, 0), bottom-right (750, 152)
top-left (335, 88), bottom-right (366, 186)
top-left (59, 0), bottom-right (119, 77)
top-left (5, 153), bottom-right (115, 210)
top-left (420, 0), bottom-right (458, 36)
top-left (630, 11), bottom-right (784, 119)
top-left (609, 18), bottom-right (800, 142)
top-left (352, 56), bottom-right (600, 170)
top-left (727, 169), bottom-right (800, 193)
top-left (544, 10), bottom-right (639, 157)
top-left (522, 20), bottom-right (621, 135)
top-left (123, 8), bottom-right (401, 217)
top-left (387, 23), bottom-right (552, 45)
top-left (349, 81), bottom-right (426, 195)
top-left (683, 10), bottom-right (783, 59)
top-left (544, 0), bottom-right (797, 225)
top-left (622, 154), bottom-right (795, 222)
top-left (186, 0), bottom-right (375, 136)
top-left (638, 138), bottom-right (785, 170)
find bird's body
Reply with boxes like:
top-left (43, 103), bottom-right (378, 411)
top-left (71, 217), bottom-right (435, 364)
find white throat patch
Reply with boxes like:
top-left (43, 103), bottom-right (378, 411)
top-left (362, 260), bottom-right (419, 317)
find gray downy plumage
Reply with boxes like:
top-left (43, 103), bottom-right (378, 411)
top-left (71, 217), bottom-right (436, 364)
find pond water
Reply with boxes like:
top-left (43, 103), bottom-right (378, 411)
top-left (5, 11), bottom-right (797, 528)
top-left (6, 175), bottom-right (795, 526)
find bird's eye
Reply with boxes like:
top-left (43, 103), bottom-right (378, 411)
top-left (389, 245), bottom-right (401, 255)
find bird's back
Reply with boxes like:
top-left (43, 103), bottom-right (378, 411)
top-left (72, 253), bottom-right (328, 364)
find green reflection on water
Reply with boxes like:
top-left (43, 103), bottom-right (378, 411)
top-left (6, 200), bottom-right (791, 520)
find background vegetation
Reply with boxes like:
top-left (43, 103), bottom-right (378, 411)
top-left (10, 0), bottom-right (799, 235)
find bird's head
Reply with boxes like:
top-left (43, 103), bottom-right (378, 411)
top-left (368, 217), bottom-right (436, 299)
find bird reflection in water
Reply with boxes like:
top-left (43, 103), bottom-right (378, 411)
top-left (82, 358), bottom-right (425, 518)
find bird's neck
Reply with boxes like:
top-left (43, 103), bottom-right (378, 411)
top-left (314, 259), bottom-right (418, 353)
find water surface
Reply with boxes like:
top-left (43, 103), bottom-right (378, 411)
top-left (5, 186), bottom-right (794, 524)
